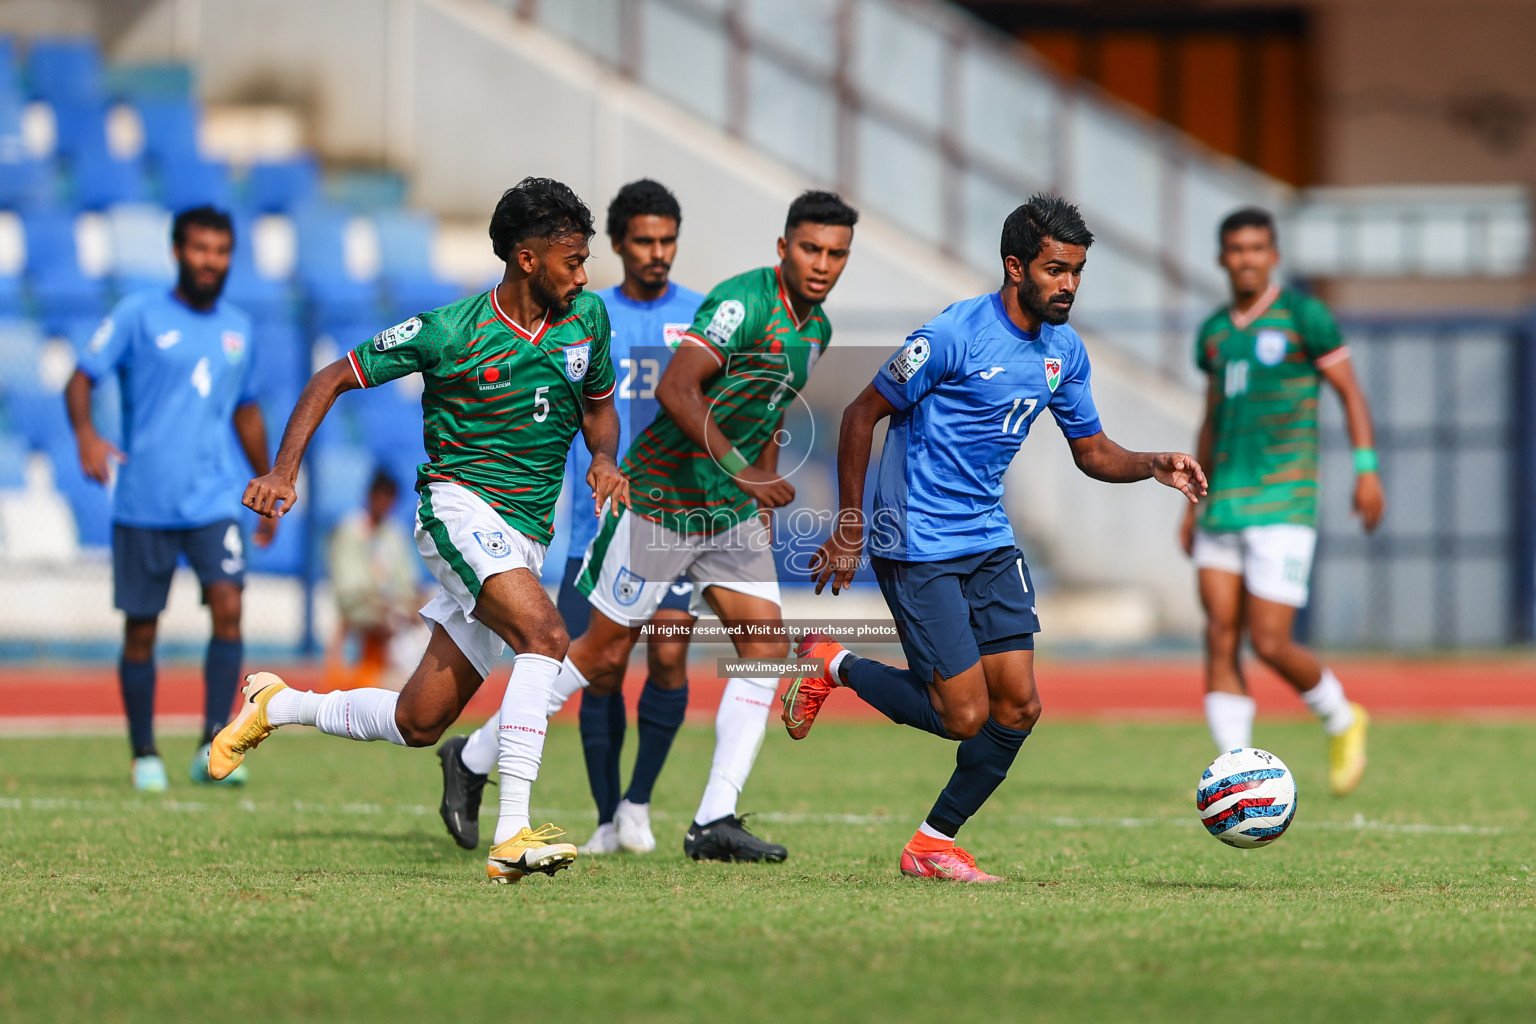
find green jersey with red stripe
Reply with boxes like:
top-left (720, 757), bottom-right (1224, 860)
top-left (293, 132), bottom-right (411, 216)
top-left (348, 288), bottom-right (615, 544)
top-left (1195, 285), bottom-right (1348, 531)
top-left (623, 266), bottom-right (830, 534)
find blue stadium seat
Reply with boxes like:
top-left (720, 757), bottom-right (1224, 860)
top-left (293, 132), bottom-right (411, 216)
top-left (47, 446), bottom-right (110, 547)
top-left (353, 382), bottom-right (425, 461)
top-left (0, 432), bottom-right (26, 488)
top-left (0, 273), bottom-right (24, 317)
top-left (71, 141), bottom-right (150, 208)
top-left (0, 156), bottom-right (58, 207)
top-left (311, 443), bottom-right (375, 533)
top-left (294, 206), bottom-right (378, 323)
top-left (106, 203), bottom-right (173, 288)
top-left (159, 158), bottom-right (232, 211)
top-left (49, 97), bottom-right (109, 160)
top-left (134, 97), bottom-right (199, 168)
top-left (23, 209), bottom-right (107, 330)
top-left (26, 38), bottom-right (103, 105)
top-left (5, 387), bottom-right (68, 448)
top-left (251, 318), bottom-right (309, 396)
top-left (248, 503), bottom-right (310, 576)
top-left (247, 157), bottom-right (319, 213)
top-left (223, 211), bottom-right (292, 323)
top-left (0, 318), bottom-right (42, 391)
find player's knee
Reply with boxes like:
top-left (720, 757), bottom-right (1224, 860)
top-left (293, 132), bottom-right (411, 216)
top-left (123, 618), bottom-right (157, 661)
top-left (1205, 617), bottom-right (1240, 652)
top-left (1249, 627), bottom-right (1291, 666)
top-left (645, 647), bottom-right (690, 687)
top-left (941, 703), bottom-right (988, 741)
top-left (521, 618), bottom-right (569, 661)
top-left (1003, 693), bottom-right (1043, 732)
top-left (395, 707), bottom-right (450, 748)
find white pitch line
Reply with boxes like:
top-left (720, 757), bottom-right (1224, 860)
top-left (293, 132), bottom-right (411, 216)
top-left (0, 798), bottom-right (1509, 835)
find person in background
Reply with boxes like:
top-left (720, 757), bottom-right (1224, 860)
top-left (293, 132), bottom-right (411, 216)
top-left (65, 205), bottom-right (275, 791)
top-left (326, 468), bottom-right (422, 690)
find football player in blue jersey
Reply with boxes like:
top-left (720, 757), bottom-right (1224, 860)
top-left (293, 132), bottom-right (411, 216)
top-left (65, 206), bottom-right (275, 792)
top-left (787, 193), bottom-right (1207, 882)
top-left (437, 180), bottom-right (704, 855)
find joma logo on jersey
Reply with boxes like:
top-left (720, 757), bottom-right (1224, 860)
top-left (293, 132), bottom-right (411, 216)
top-left (478, 360), bottom-right (513, 391)
top-left (1043, 357), bottom-right (1062, 392)
top-left (564, 343), bottom-right (590, 382)
top-left (705, 300), bottom-right (747, 345)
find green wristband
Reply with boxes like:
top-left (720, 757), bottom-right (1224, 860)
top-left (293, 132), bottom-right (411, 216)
top-left (719, 446), bottom-right (749, 476)
top-left (1353, 448), bottom-right (1379, 474)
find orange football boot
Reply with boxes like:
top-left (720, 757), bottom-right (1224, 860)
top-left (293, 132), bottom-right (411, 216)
top-left (781, 632), bottom-right (843, 740)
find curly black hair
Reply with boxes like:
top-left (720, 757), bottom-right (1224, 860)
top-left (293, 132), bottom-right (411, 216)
top-left (1000, 192), bottom-right (1094, 267)
top-left (489, 177), bottom-right (595, 261)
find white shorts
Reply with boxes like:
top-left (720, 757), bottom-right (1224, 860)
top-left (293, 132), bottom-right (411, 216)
top-left (415, 481), bottom-right (547, 677)
top-left (576, 508), bottom-right (781, 627)
top-left (1192, 525), bottom-right (1317, 608)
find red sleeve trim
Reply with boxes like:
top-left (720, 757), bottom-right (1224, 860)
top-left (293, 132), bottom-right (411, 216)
top-left (1313, 345), bottom-right (1351, 370)
top-left (347, 349), bottom-right (370, 388)
top-left (681, 332), bottom-right (724, 366)
top-left (584, 382), bottom-right (616, 400)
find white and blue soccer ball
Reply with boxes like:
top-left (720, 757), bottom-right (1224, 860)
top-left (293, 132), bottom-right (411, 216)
top-left (1196, 748), bottom-right (1297, 849)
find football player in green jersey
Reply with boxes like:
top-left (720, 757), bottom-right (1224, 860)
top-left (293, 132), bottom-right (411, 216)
top-left (546, 190), bottom-right (859, 862)
top-left (1181, 207), bottom-right (1384, 796)
top-left (208, 178), bottom-right (629, 883)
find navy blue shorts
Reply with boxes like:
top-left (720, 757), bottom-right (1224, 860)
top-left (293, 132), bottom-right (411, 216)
top-left (872, 546), bottom-right (1039, 685)
top-left (112, 519), bottom-right (247, 619)
top-left (556, 556), bottom-right (693, 636)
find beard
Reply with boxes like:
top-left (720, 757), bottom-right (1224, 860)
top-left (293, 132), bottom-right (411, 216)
top-left (177, 265), bottom-right (227, 307)
top-left (1019, 273), bottom-right (1073, 326)
top-left (530, 264), bottom-right (579, 317)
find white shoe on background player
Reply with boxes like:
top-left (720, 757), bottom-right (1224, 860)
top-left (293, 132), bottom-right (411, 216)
top-left (614, 799), bottom-right (656, 854)
top-left (578, 821), bottom-right (621, 855)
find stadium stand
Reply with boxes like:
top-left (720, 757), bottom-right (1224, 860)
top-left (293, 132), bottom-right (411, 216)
top-left (0, 34), bottom-right (449, 590)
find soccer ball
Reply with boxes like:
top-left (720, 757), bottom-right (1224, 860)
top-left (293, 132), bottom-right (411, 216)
top-left (1196, 747), bottom-right (1297, 849)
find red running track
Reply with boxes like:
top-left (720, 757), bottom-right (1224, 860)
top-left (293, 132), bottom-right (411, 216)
top-left (1, 657), bottom-right (1531, 730)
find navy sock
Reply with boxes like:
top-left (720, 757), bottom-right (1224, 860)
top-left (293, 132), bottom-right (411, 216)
top-left (120, 657), bottom-right (157, 757)
top-left (926, 718), bottom-right (1031, 838)
top-left (623, 679), bottom-right (688, 805)
top-left (606, 689), bottom-right (627, 814)
top-left (203, 637), bottom-right (243, 744)
top-left (842, 655), bottom-right (948, 738)
top-left (579, 692), bottom-right (624, 825)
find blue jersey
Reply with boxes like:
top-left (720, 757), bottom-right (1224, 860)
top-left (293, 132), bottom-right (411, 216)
top-left (77, 289), bottom-right (258, 529)
top-left (564, 281), bottom-right (704, 555)
top-left (869, 291), bottom-right (1102, 562)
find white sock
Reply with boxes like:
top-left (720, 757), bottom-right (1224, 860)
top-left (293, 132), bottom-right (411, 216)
top-left (492, 652), bottom-right (563, 845)
top-left (693, 677), bottom-right (776, 825)
top-left (460, 715), bottom-right (499, 775)
top-left (1300, 667), bottom-right (1355, 736)
top-left (828, 648), bottom-right (851, 683)
top-left (309, 688), bottom-right (406, 745)
top-left (1205, 691), bottom-right (1255, 751)
top-left (265, 687), bottom-right (325, 727)
top-left (546, 656), bottom-right (589, 716)
top-left (917, 821), bottom-right (953, 842)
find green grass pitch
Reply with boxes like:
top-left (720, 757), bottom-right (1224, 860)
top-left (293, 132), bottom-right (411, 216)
top-left (2, 719), bottom-right (1532, 1022)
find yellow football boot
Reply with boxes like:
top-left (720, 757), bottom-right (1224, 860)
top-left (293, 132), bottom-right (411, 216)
top-left (486, 824), bottom-right (578, 884)
top-left (208, 673), bottom-right (288, 780)
top-left (1328, 702), bottom-right (1370, 797)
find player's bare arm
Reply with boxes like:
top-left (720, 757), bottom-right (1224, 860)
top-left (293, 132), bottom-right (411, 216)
top-left (1318, 355), bottom-right (1385, 532)
top-left (244, 358), bottom-right (361, 518)
top-left (64, 367), bottom-right (124, 484)
top-left (655, 343), bottom-right (794, 509)
top-left (1181, 381), bottom-right (1220, 554)
top-left (231, 401), bottom-right (278, 545)
top-left (580, 390), bottom-right (630, 518)
top-left (811, 383), bottom-right (897, 595)
top-left (1066, 430), bottom-right (1208, 503)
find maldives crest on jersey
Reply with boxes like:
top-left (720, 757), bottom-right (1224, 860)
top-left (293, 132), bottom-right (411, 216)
top-left (1043, 356), bottom-right (1062, 392)
top-left (1254, 329), bottom-right (1288, 367)
top-left (478, 360), bottom-right (513, 391)
top-left (613, 567), bottom-right (645, 606)
top-left (221, 331), bottom-right (246, 363)
top-left (887, 335), bottom-right (930, 384)
top-left (564, 343), bottom-right (590, 382)
top-left (473, 530), bottom-right (510, 558)
top-left (663, 323), bottom-right (689, 350)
